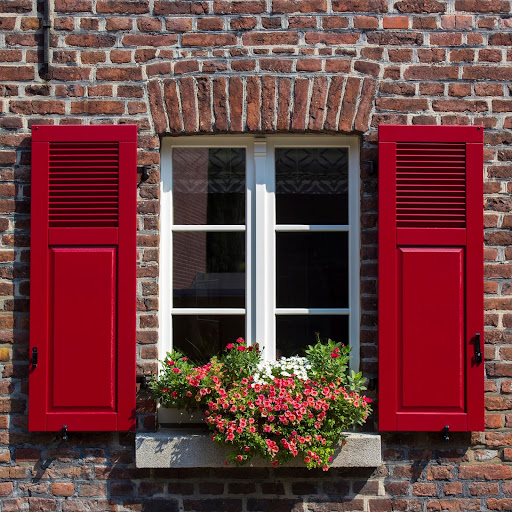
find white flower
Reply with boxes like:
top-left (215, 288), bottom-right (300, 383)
top-left (253, 356), bottom-right (310, 384)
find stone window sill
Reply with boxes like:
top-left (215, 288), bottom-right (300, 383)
top-left (135, 429), bottom-right (382, 468)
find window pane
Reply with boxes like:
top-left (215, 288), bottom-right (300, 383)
top-left (173, 232), bottom-right (245, 308)
top-left (276, 232), bottom-right (348, 308)
top-left (173, 315), bottom-right (245, 364)
top-left (173, 148), bottom-right (246, 225)
top-left (276, 315), bottom-right (349, 358)
top-left (275, 148), bottom-right (348, 225)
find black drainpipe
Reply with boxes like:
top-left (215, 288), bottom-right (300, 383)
top-left (40, 0), bottom-right (51, 80)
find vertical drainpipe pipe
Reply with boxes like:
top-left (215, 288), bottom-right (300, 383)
top-left (41, 0), bottom-right (51, 80)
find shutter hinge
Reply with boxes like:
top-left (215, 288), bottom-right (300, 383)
top-left (31, 347), bottom-right (38, 368)
top-left (474, 333), bottom-right (482, 364)
top-left (441, 425), bottom-right (450, 442)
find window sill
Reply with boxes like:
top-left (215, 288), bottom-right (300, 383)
top-left (135, 429), bottom-right (382, 468)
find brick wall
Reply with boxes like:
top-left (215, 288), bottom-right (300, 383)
top-left (1, 0), bottom-right (512, 509)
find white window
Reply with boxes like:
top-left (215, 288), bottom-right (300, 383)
top-left (159, 136), bottom-right (360, 371)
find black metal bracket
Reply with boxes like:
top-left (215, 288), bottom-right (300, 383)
top-left (441, 425), bottom-right (450, 442)
top-left (136, 375), bottom-right (152, 390)
top-left (61, 425), bottom-right (68, 442)
top-left (31, 347), bottom-right (38, 368)
top-left (138, 166), bottom-right (150, 186)
top-left (475, 333), bottom-right (482, 364)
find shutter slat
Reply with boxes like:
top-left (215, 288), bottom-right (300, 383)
top-left (48, 142), bottom-right (120, 228)
top-left (396, 142), bottom-right (466, 228)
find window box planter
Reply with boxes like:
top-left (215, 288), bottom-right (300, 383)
top-left (135, 430), bottom-right (381, 468)
top-left (158, 406), bottom-right (205, 426)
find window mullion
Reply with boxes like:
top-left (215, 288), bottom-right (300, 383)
top-left (253, 138), bottom-right (275, 360)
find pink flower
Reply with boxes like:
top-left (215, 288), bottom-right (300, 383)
top-left (226, 343), bottom-right (234, 349)
top-left (182, 357), bottom-right (188, 361)
top-left (330, 352), bottom-right (339, 359)
top-left (244, 446), bottom-right (250, 452)
top-left (237, 345), bottom-right (246, 352)
top-left (237, 337), bottom-right (245, 344)
top-left (172, 368), bottom-right (180, 373)
top-left (167, 360), bottom-right (175, 366)
top-left (237, 455), bottom-right (243, 461)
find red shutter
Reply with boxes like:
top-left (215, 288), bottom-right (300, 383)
top-left (378, 125), bottom-right (484, 432)
top-left (29, 125), bottom-right (137, 432)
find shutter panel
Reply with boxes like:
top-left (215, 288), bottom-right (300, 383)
top-left (378, 125), bottom-right (484, 432)
top-left (29, 125), bottom-right (137, 432)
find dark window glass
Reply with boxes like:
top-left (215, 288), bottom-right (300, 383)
top-left (275, 148), bottom-right (348, 225)
top-left (173, 148), bottom-right (245, 225)
top-left (276, 315), bottom-right (349, 358)
top-left (276, 232), bottom-right (348, 308)
top-left (173, 232), bottom-right (245, 308)
top-left (173, 315), bottom-right (245, 364)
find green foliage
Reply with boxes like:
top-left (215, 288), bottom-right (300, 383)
top-left (150, 335), bottom-right (372, 470)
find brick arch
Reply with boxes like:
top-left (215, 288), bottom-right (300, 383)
top-left (147, 75), bottom-right (378, 136)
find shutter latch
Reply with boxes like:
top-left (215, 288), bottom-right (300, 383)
top-left (31, 347), bottom-right (38, 368)
top-left (474, 333), bottom-right (482, 364)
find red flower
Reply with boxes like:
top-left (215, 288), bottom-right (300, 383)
top-left (237, 345), bottom-right (246, 352)
top-left (167, 360), bottom-right (175, 366)
top-left (330, 352), bottom-right (339, 359)
top-left (162, 387), bottom-right (169, 393)
top-left (172, 368), bottom-right (180, 373)
top-left (226, 343), bottom-right (234, 349)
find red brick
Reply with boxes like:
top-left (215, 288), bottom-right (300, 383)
top-left (106, 17), bottom-right (133, 30)
top-left (55, 0), bottom-right (92, 12)
top-left (305, 32), bottom-right (359, 45)
top-left (197, 17), bottom-right (224, 30)
top-left (261, 75), bottom-right (276, 131)
top-left (487, 498), bottom-right (512, 510)
top-left (260, 58), bottom-right (293, 72)
top-left (272, 0), bottom-right (327, 13)
top-left (339, 77), bottom-right (360, 132)
top-left (65, 34), bottom-right (116, 47)
top-left (70, 101), bottom-right (125, 114)
top-left (290, 78), bottom-right (309, 131)
top-left (383, 16), bottom-right (408, 28)
top-left (122, 34), bottom-right (178, 47)
top-left (180, 76), bottom-right (198, 133)
top-left (182, 33), bottom-right (236, 47)
top-left (459, 464), bottom-right (512, 480)
top-left (213, 0), bottom-right (265, 14)
top-left (333, 0), bottom-right (387, 12)
top-left (50, 483), bottom-right (74, 497)
top-left (230, 16), bottom-right (257, 30)
top-left (0, 66), bottom-right (33, 81)
top-left (97, 0), bottom-right (149, 14)
top-left (165, 18), bottom-right (193, 32)
top-left (455, 0), bottom-right (510, 13)
top-left (243, 32), bottom-right (298, 45)
top-left (353, 15), bottom-right (378, 28)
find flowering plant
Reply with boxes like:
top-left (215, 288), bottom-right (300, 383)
top-left (150, 335), bottom-right (372, 471)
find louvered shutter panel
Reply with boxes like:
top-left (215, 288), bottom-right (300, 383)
top-left (378, 125), bottom-right (484, 432)
top-left (30, 125), bottom-right (137, 432)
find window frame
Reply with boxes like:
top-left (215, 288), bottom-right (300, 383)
top-left (159, 135), bottom-right (360, 371)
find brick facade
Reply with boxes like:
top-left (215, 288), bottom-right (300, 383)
top-left (1, 0), bottom-right (512, 510)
